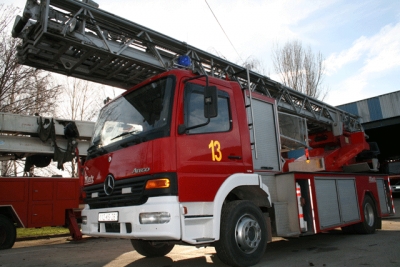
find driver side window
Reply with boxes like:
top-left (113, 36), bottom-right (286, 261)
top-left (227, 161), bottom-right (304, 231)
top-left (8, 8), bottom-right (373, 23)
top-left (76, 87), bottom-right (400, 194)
top-left (184, 83), bottom-right (231, 134)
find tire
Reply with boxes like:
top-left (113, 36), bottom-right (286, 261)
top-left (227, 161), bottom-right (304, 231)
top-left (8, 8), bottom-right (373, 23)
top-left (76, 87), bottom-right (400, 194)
top-left (354, 195), bottom-right (377, 234)
top-left (130, 240), bottom-right (174, 257)
top-left (0, 215), bottom-right (16, 250)
top-left (215, 200), bottom-right (267, 267)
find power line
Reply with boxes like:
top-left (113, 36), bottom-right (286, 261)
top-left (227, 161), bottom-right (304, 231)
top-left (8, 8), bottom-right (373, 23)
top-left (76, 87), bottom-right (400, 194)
top-left (204, 0), bottom-right (243, 63)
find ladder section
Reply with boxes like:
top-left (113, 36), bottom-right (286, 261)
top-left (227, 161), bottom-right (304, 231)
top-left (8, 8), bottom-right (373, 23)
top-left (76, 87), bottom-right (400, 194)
top-left (0, 112), bottom-right (94, 160)
top-left (13, 0), bottom-right (175, 89)
top-left (13, 0), bottom-right (361, 134)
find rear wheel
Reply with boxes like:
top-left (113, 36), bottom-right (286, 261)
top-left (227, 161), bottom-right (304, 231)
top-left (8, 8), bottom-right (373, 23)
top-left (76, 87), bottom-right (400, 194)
top-left (0, 215), bottom-right (16, 250)
top-left (215, 200), bottom-right (267, 267)
top-left (130, 240), bottom-right (174, 257)
top-left (354, 195), bottom-right (377, 234)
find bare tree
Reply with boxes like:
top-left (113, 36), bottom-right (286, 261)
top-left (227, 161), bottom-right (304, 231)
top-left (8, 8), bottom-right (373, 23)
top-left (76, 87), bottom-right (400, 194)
top-left (0, 4), bottom-right (15, 34)
top-left (0, 4), bottom-right (62, 177)
top-left (272, 40), bottom-right (327, 99)
top-left (57, 77), bottom-right (105, 121)
top-left (0, 4), bottom-right (61, 115)
top-left (243, 56), bottom-right (267, 76)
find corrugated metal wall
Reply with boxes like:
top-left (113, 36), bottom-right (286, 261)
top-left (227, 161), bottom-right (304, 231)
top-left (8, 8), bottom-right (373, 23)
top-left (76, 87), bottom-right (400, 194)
top-left (337, 91), bottom-right (400, 123)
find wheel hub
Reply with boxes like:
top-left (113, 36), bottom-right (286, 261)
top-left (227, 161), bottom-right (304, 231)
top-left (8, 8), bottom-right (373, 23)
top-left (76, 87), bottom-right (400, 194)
top-left (235, 215), bottom-right (262, 253)
top-left (364, 202), bottom-right (375, 227)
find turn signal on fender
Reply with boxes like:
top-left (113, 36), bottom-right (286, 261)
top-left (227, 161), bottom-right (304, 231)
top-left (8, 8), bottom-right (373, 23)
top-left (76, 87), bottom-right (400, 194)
top-left (145, 178), bottom-right (170, 189)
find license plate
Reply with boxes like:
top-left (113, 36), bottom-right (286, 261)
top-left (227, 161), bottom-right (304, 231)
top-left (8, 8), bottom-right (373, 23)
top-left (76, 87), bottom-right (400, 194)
top-left (98, 212), bottom-right (118, 222)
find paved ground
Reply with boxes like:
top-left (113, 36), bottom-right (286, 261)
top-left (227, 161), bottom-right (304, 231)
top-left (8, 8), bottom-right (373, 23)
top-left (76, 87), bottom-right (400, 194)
top-left (0, 196), bottom-right (399, 267)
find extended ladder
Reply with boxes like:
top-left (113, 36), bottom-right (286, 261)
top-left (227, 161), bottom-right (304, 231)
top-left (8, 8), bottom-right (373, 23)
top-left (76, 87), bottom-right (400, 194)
top-left (13, 0), bottom-right (361, 135)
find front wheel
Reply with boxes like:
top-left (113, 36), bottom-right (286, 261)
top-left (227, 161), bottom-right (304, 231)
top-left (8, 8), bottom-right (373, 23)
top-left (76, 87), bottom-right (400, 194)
top-left (0, 215), bottom-right (16, 250)
top-left (354, 195), bottom-right (377, 234)
top-left (130, 240), bottom-right (174, 257)
top-left (215, 200), bottom-right (268, 267)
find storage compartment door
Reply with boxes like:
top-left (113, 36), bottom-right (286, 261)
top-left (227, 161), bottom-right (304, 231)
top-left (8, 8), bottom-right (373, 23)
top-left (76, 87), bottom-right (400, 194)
top-left (250, 98), bottom-right (280, 171)
top-left (315, 179), bottom-right (341, 228)
top-left (337, 179), bottom-right (360, 223)
top-left (376, 179), bottom-right (390, 215)
top-left (315, 178), bottom-right (360, 230)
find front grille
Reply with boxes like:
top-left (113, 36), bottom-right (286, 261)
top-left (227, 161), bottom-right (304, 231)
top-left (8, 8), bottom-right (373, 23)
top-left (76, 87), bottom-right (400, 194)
top-left (84, 177), bottom-right (148, 209)
top-left (84, 173), bottom-right (177, 209)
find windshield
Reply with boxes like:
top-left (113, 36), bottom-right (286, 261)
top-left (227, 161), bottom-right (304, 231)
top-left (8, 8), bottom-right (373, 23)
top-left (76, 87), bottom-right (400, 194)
top-left (89, 76), bottom-right (175, 153)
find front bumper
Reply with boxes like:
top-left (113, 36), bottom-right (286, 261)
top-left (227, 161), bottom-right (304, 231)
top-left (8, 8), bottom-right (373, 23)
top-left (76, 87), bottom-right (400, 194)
top-left (81, 196), bottom-right (181, 240)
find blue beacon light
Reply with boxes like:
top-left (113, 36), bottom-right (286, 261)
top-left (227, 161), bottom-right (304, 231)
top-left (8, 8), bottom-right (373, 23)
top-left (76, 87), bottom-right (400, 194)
top-left (177, 55), bottom-right (191, 67)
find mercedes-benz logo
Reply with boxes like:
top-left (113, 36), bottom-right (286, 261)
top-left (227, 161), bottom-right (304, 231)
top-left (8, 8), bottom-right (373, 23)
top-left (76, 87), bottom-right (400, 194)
top-left (104, 174), bottom-right (115, 196)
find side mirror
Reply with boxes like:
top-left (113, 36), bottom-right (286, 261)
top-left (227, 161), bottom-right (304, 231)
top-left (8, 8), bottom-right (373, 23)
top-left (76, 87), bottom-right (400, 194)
top-left (204, 86), bottom-right (218, 118)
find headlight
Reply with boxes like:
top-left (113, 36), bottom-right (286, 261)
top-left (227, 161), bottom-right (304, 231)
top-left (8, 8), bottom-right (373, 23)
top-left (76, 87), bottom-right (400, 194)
top-left (139, 212), bottom-right (170, 224)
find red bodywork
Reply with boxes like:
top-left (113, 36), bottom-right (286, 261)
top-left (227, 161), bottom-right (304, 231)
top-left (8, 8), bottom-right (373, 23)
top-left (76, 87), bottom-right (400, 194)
top-left (293, 172), bottom-right (394, 233)
top-left (308, 131), bottom-right (370, 171)
top-left (283, 130), bottom-right (372, 172)
top-left (0, 177), bottom-right (81, 232)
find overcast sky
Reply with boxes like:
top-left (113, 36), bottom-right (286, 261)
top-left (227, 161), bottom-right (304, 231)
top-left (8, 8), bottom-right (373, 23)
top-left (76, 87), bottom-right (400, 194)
top-left (4, 0), bottom-right (400, 106)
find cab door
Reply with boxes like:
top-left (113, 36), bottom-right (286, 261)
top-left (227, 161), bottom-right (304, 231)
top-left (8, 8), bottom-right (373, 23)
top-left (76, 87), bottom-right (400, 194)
top-left (176, 81), bottom-right (246, 202)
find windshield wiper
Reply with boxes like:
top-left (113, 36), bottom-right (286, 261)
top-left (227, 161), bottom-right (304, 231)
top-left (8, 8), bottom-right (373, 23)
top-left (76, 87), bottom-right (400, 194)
top-left (87, 144), bottom-right (107, 158)
top-left (120, 136), bottom-right (147, 148)
top-left (110, 130), bottom-right (138, 141)
top-left (87, 142), bottom-right (101, 153)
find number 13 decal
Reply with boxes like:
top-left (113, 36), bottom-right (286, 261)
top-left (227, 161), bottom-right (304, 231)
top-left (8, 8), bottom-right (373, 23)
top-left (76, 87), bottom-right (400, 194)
top-left (208, 140), bottom-right (222, 161)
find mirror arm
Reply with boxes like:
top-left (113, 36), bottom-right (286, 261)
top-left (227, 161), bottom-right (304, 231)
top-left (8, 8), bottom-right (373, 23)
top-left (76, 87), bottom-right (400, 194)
top-left (178, 117), bottom-right (211, 135)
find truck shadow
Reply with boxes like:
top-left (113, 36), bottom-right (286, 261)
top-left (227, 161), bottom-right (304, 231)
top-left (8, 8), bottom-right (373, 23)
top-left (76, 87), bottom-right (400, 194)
top-left (124, 228), bottom-right (400, 267)
top-left (124, 254), bottom-right (224, 267)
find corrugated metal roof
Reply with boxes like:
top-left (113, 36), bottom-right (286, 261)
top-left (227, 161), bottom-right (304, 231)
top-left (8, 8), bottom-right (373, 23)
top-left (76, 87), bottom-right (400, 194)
top-left (337, 90), bottom-right (400, 123)
top-left (379, 92), bottom-right (400, 118)
top-left (358, 101), bottom-right (371, 123)
top-left (367, 98), bottom-right (383, 121)
top-left (337, 103), bottom-right (359, 116)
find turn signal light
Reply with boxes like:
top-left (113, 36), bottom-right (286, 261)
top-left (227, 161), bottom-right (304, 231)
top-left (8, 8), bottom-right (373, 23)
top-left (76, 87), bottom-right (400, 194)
top-left (145, 178), bottom-right (170, 189)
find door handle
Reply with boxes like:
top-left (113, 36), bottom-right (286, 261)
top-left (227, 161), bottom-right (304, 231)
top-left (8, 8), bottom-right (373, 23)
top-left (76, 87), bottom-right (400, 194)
top-left (228, 155), bottom-right (242, 160)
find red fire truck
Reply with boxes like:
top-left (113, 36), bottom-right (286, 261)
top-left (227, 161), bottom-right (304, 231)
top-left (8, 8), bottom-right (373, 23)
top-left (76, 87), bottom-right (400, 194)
top-left (12, 1), bottom-right (395, 266)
